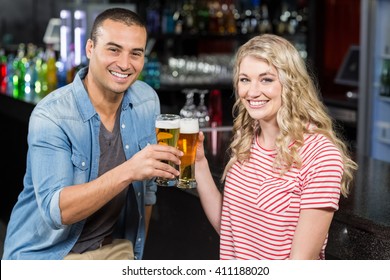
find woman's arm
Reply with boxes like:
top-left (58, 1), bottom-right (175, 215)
top-left (289, 208), bottom-right (334, 259)
top-left (195, 131), bottom-right (223, 233)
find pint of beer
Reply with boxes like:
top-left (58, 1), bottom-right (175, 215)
top-left (177, 118), bottom-right (199, 189)
top-left (155, 114), bottom-right (180, 187)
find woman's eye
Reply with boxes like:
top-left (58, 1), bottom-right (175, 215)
top-left (262, 78), bottom-right (274, 83)
top-left (239, 78), bottom-right (249, 83)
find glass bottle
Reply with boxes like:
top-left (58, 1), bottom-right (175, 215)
top-left (208, 1), bottom-right (220, 34)
top-left (259, 3), bottom-right (273, 34)
top-left (46, 46), bottom-right (58, 94)
top-left (35, 48), bottom-right (48, 99)
top-left (13, 43), bottom-right (27, 99)
top-left (380, 58), bottom-right (390, 97)
top-left (196, 0), bottom-right (209, 35)
top-left (183, 0), bottom-right (197, 34)
top-left (162, 5), bottom-right (175, 34)
top-left (146, 1), bottom-right (161, 34)
top-left (0, 49), bottom-right (7, 94)
top-left (225, 1), bottom-right (237, 35)
top-left (208, 89), bottom-right (223, 126)
top-left (6, 54), bottom-right (15, 97)
top-left (173, 2), bottom-right (184, 35)
top-left (23, 43), bottom-right (38, 102)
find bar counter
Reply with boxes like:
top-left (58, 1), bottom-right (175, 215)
top-left (326, 157), bottom-right (390, 259)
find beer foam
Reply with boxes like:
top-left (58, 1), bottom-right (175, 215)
top-left (180, 118), bottom-right (199, 133)
top-left (156, 119), bottom-right (180, 129)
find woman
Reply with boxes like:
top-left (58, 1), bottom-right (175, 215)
top-left (195, 34), bottom-right (357, 260)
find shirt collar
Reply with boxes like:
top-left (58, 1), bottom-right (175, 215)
top-left (72, 67), bottom-right (134, 122)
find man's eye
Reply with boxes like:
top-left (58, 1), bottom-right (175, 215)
top-left (109, 48), bottom-right (118, 53)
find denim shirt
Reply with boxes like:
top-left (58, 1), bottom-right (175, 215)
top-left (2, 67), bottom-right (160, 260)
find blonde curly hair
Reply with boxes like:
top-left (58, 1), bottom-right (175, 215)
top-left (222, 34), bottom-right (357, 197)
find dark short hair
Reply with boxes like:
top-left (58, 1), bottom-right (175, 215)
top-left (90, 8), bottom-right (146, 44)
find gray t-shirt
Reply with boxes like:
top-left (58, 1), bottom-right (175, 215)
top-left (71, 111), bottom-right (137, 253)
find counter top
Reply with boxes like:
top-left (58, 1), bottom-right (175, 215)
top-left (326, 157), bottom-right (390, 259)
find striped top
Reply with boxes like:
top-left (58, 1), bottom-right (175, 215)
top-left (220, 133), bottom-right (343, 260)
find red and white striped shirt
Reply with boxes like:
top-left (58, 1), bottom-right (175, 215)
top-left (220, 133), bottom-right (343, 260)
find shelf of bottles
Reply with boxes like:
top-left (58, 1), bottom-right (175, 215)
top-left (0, 43), bottom-right (80, 105)
top-left (0, 0), bottom-right (310, 104)
top-left (143, 0), bottom-right (309, 90)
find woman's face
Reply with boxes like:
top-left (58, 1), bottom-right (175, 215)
top-left (237, 55), bottom-right (282, 125)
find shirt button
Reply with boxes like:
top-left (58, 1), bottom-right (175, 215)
top-left (121, 124), bottom-right (125, 129)
top-left (81, 162), bottom-right (85, 167)
top-left (137, 192), bottom-right (141, 196)
top-left (125, 144), bottom-right (129, 150)
top-left (140, 215), bottom-right (142, 220)
top-left (138, 238), bottom-right (142, 242)
top-left (134, 256), bottom-right (138, 260)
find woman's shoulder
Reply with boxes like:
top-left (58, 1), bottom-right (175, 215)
top-left (301, 132), bottom-right (341, 161)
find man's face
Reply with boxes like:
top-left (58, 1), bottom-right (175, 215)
top-left (86, 19), bottom-right (147, 95)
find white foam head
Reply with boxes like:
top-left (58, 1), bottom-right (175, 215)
top-left (180, 118), bottom-right (199, 133)
top-left (156, 118), bottom-right (180, 129)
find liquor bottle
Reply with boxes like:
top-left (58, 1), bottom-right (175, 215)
top-left (13, 43), bottom-right (27, 99)
top-left (183, 0), bottom-right (197, 34)
top-left (208, 1), bottom-right (220, 34)
top-left (23, 43), bottom-right (38, 102)
top-left (196, 0), bottom-right (209, 35)
top-left (66, 44), bottom-right (76, 84)
top-left (208, 89), bottom-right (223, 126)
top-left (225, 1), bottom-right (238, 35)
top-left (0, 49), bottom-right (7, 94)
top-left (162, 5), bottom-right (175, 34)
top-left (251, 0), bottom-right (261, 34)
top-left (275, 2), bottom-right (289, 35)
top-left (34, 48), bottom-right (48, 99)
top-left (46, 46), bottom-right (58, 94)
top-left (239, 0), bottom-right (258, 35)
top-left (143, 52), bottom-right (161, 89)
top-left (173, 2), bottom-right (184, 34)
top-left (380, 58), bottom-right (390, 97)
top-left (146, 2), bottom-right (161, 34)
top-left (6, 54), bottom-right (16, 97)
top-left (259, 2), bottom-right (272, 33)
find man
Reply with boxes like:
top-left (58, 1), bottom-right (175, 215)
top-left (2, 8), bottom-right (181, 260)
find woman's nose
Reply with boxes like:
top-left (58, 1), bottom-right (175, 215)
top-left (247, 82), bottom-right (262, 97)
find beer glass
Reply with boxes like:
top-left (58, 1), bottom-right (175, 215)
top-left (177, 118), bottom-right (199, 189)
top-left (155, 114), bottom-right (181, 187)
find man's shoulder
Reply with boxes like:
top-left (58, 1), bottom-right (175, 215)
top-left (127, 81), bottom-right (158, 103)
top-left (32, 84), bottom-right (78, 117)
